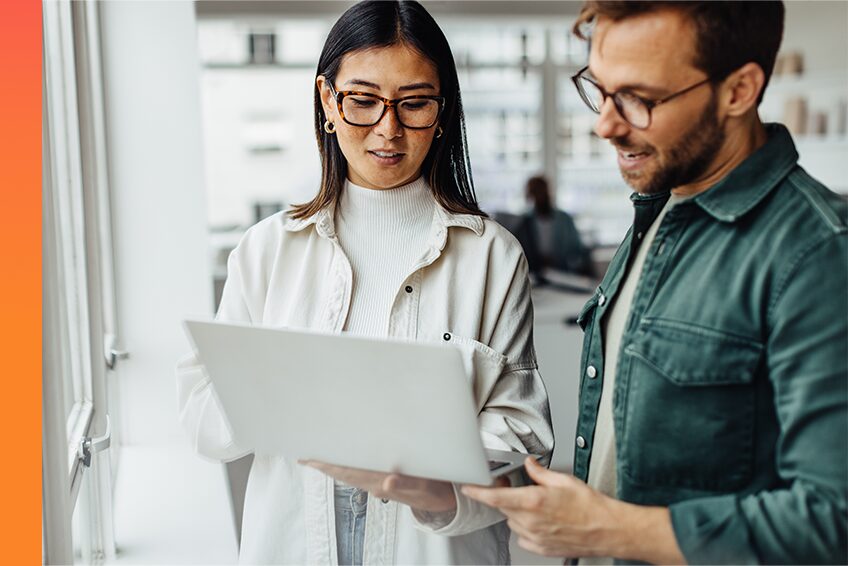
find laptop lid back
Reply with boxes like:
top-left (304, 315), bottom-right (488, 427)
top-left (183, 320), bottom-right (493, 485)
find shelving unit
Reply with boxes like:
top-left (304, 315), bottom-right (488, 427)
top-left (196, 15), bottom-right (848, 256)
top-left (760, 68), bottom-right (847, 194)
top-left (457, 65), bottom-right (544, 213)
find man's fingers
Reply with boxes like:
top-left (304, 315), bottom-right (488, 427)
top-left (299, 460), bottom-right (344, 474)
top-left (506, 515), bottom-right (536, 539)
top-left (301, 460), bottom-right (327, 471)
top-left (461, 485), bottom-right (509, 507)
top-left (517, 536), bottom-right (551, 557)
top-left (524, 457), bottom-right (572, 488)
top-left (462, 485), bottom-right (543, 511)
top-left (507, 519), bottom-right (534, 544)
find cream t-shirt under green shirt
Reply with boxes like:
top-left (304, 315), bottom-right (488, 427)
top-left (580, 193), bottom-right (690, 566)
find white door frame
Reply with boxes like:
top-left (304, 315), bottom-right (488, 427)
top-left (42, 0), bottom-right (118, 562)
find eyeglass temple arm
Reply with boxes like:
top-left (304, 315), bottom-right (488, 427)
top-left (651, 77), bottom-right (712, 107)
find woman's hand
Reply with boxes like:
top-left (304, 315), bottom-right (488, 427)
top-left (300, 460), bottom-right (457, 514)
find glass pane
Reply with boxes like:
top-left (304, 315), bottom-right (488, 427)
top-left (44, 0), bottom-right (94, 442)
top-left (550, 22), bottom-right (589, 66)
top-left (443, 22), bottom-right (546, 66)
top-left (458, 67), bottom-right (543, 213)
top-left (197, 21), bottom-right (250, 65)
top-left (556, 70), bottom-right (631, 247)
top-left (200, 67), bottom-right (322, 231)
top-left (276, 20), bottom-right (330, 65)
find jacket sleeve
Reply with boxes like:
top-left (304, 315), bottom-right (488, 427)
top-left (176, 244), bottom-right (255, 463)
top-left (669, 234), bottom-right (848, 564)
top-left (415, 244), bottom-right (555, 536)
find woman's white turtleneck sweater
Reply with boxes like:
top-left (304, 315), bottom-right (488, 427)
top-left (335, 176), bottom-right (435, 338)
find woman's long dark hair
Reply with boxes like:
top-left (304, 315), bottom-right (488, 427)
top-left (290, 0), bottom-right (485, 219)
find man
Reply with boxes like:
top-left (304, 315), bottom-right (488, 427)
top-left (463, 2), bottom-right (847, 564)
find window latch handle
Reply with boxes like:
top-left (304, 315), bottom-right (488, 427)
top-left (78, 415), bottom-right (111, 468)
top-left (104, 334), bottom-right (130, 370)
top-left (106, 348), bottom-right (130, 370)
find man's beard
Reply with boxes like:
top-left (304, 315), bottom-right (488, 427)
top-left (615, 94), bottom-right (725, 195)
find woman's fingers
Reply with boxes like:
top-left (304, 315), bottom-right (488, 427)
top-left (385, 473), bottom-right (426, 492)
top-left (303, 465), bottom-right (455, 511)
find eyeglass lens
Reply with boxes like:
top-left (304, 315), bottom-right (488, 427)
top-left (342, 95), bottom-right (440, 128)
top-left (577, 77), bottom-right (651, 129)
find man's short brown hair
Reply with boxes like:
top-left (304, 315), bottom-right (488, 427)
top-left (574, 1), bottom-right (785, 104)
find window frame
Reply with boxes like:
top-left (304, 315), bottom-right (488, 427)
top-left (43, 0), bottom-right (118, 562)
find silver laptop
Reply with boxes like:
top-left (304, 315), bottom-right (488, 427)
top-left (183, 319), bottom-right (538, 486)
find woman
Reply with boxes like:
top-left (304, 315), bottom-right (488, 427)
top-left (177, 1), bottom-right (553, 563)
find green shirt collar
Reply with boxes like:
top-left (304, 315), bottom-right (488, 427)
top-left (694, 123), bottom-right (799, 223)
top-left (629, 123), bottom-right (799, 223)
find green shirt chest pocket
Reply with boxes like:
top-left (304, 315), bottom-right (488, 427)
top-left (619, 317), bottom-right (764, 493)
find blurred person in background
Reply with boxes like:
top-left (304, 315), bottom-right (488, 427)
top-left (521, 174), bottom-right (594, 281)
top-left (464, 1), bottom-right (847, 564)
top-left (177, 1), bottom-right (552, 564)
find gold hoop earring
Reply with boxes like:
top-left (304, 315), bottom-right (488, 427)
top-left (435, 126), bottom-right (443, 139)
top-left (324, 120), bottom-right (336, 134)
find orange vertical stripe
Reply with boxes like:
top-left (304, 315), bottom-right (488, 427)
top-left (0, 0), bottom-right (42, 560)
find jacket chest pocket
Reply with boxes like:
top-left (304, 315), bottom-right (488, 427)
top-left (619, 317), bottom-right (762, 492)
top-left (434, 332), bottom-right (507, 409)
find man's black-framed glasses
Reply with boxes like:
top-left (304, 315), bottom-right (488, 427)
top-left (571, 66), bottom-right (712, 130)
top-left (329, 83), bottom-right (445, 129)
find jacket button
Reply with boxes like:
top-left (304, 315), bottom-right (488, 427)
top-left (586, 365), bottom-right (597, 379)
top-left (598, 294), bottom-right (607, 307)
top-left (443, 333), bottom-right (451, 341)
top-left (576, 436), bottom-right (586, 449)
top-left (405, 285), bottom-right (413, 293)
top-left (381, 498), bottom-right (389, 504)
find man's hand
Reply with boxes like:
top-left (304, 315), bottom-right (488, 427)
top-left (461, 457), bottom-right (685, 564)
top-left (300, 460), bottom-right (457, 514)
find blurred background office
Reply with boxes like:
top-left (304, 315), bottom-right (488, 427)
top-left (42, 1), bottom-right (847, 564)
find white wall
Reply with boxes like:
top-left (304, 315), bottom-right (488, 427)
top-left (759, 0), bottom-right (848, 192)
top-left (200, 67), bottom-right (322, 228)
top-left (99, 4), bottom-right (238, 564)
top-left (782, 0), bottom-right (848, 74)
top-left (99, 0), bottom-right (214, 446)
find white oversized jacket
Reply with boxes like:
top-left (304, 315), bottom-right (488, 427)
top-left (177, 200), bottom-right (554, 564)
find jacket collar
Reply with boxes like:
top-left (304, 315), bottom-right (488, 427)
top-left (434, 205), bottom-right (485, 235)
top-left (283, 206), bottom-right (337, 238)
top-left (627, 123), bottom-right (799, 223)
top-left (693, 123), bottom-right (798, 223)
top-left (282, 198), bottom-right (485, 242)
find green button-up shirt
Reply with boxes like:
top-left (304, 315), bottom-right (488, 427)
top-left (573, 124), bottom-right (847, 564)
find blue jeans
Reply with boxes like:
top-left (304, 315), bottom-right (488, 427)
top-left (334, 484), bottom-right (368, 565)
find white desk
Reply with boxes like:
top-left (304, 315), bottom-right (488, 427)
top-left (531, 281), bottom-right (594, 472)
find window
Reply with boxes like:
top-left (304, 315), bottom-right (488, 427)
top-left (43, 1), bottom-right (118, 563)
